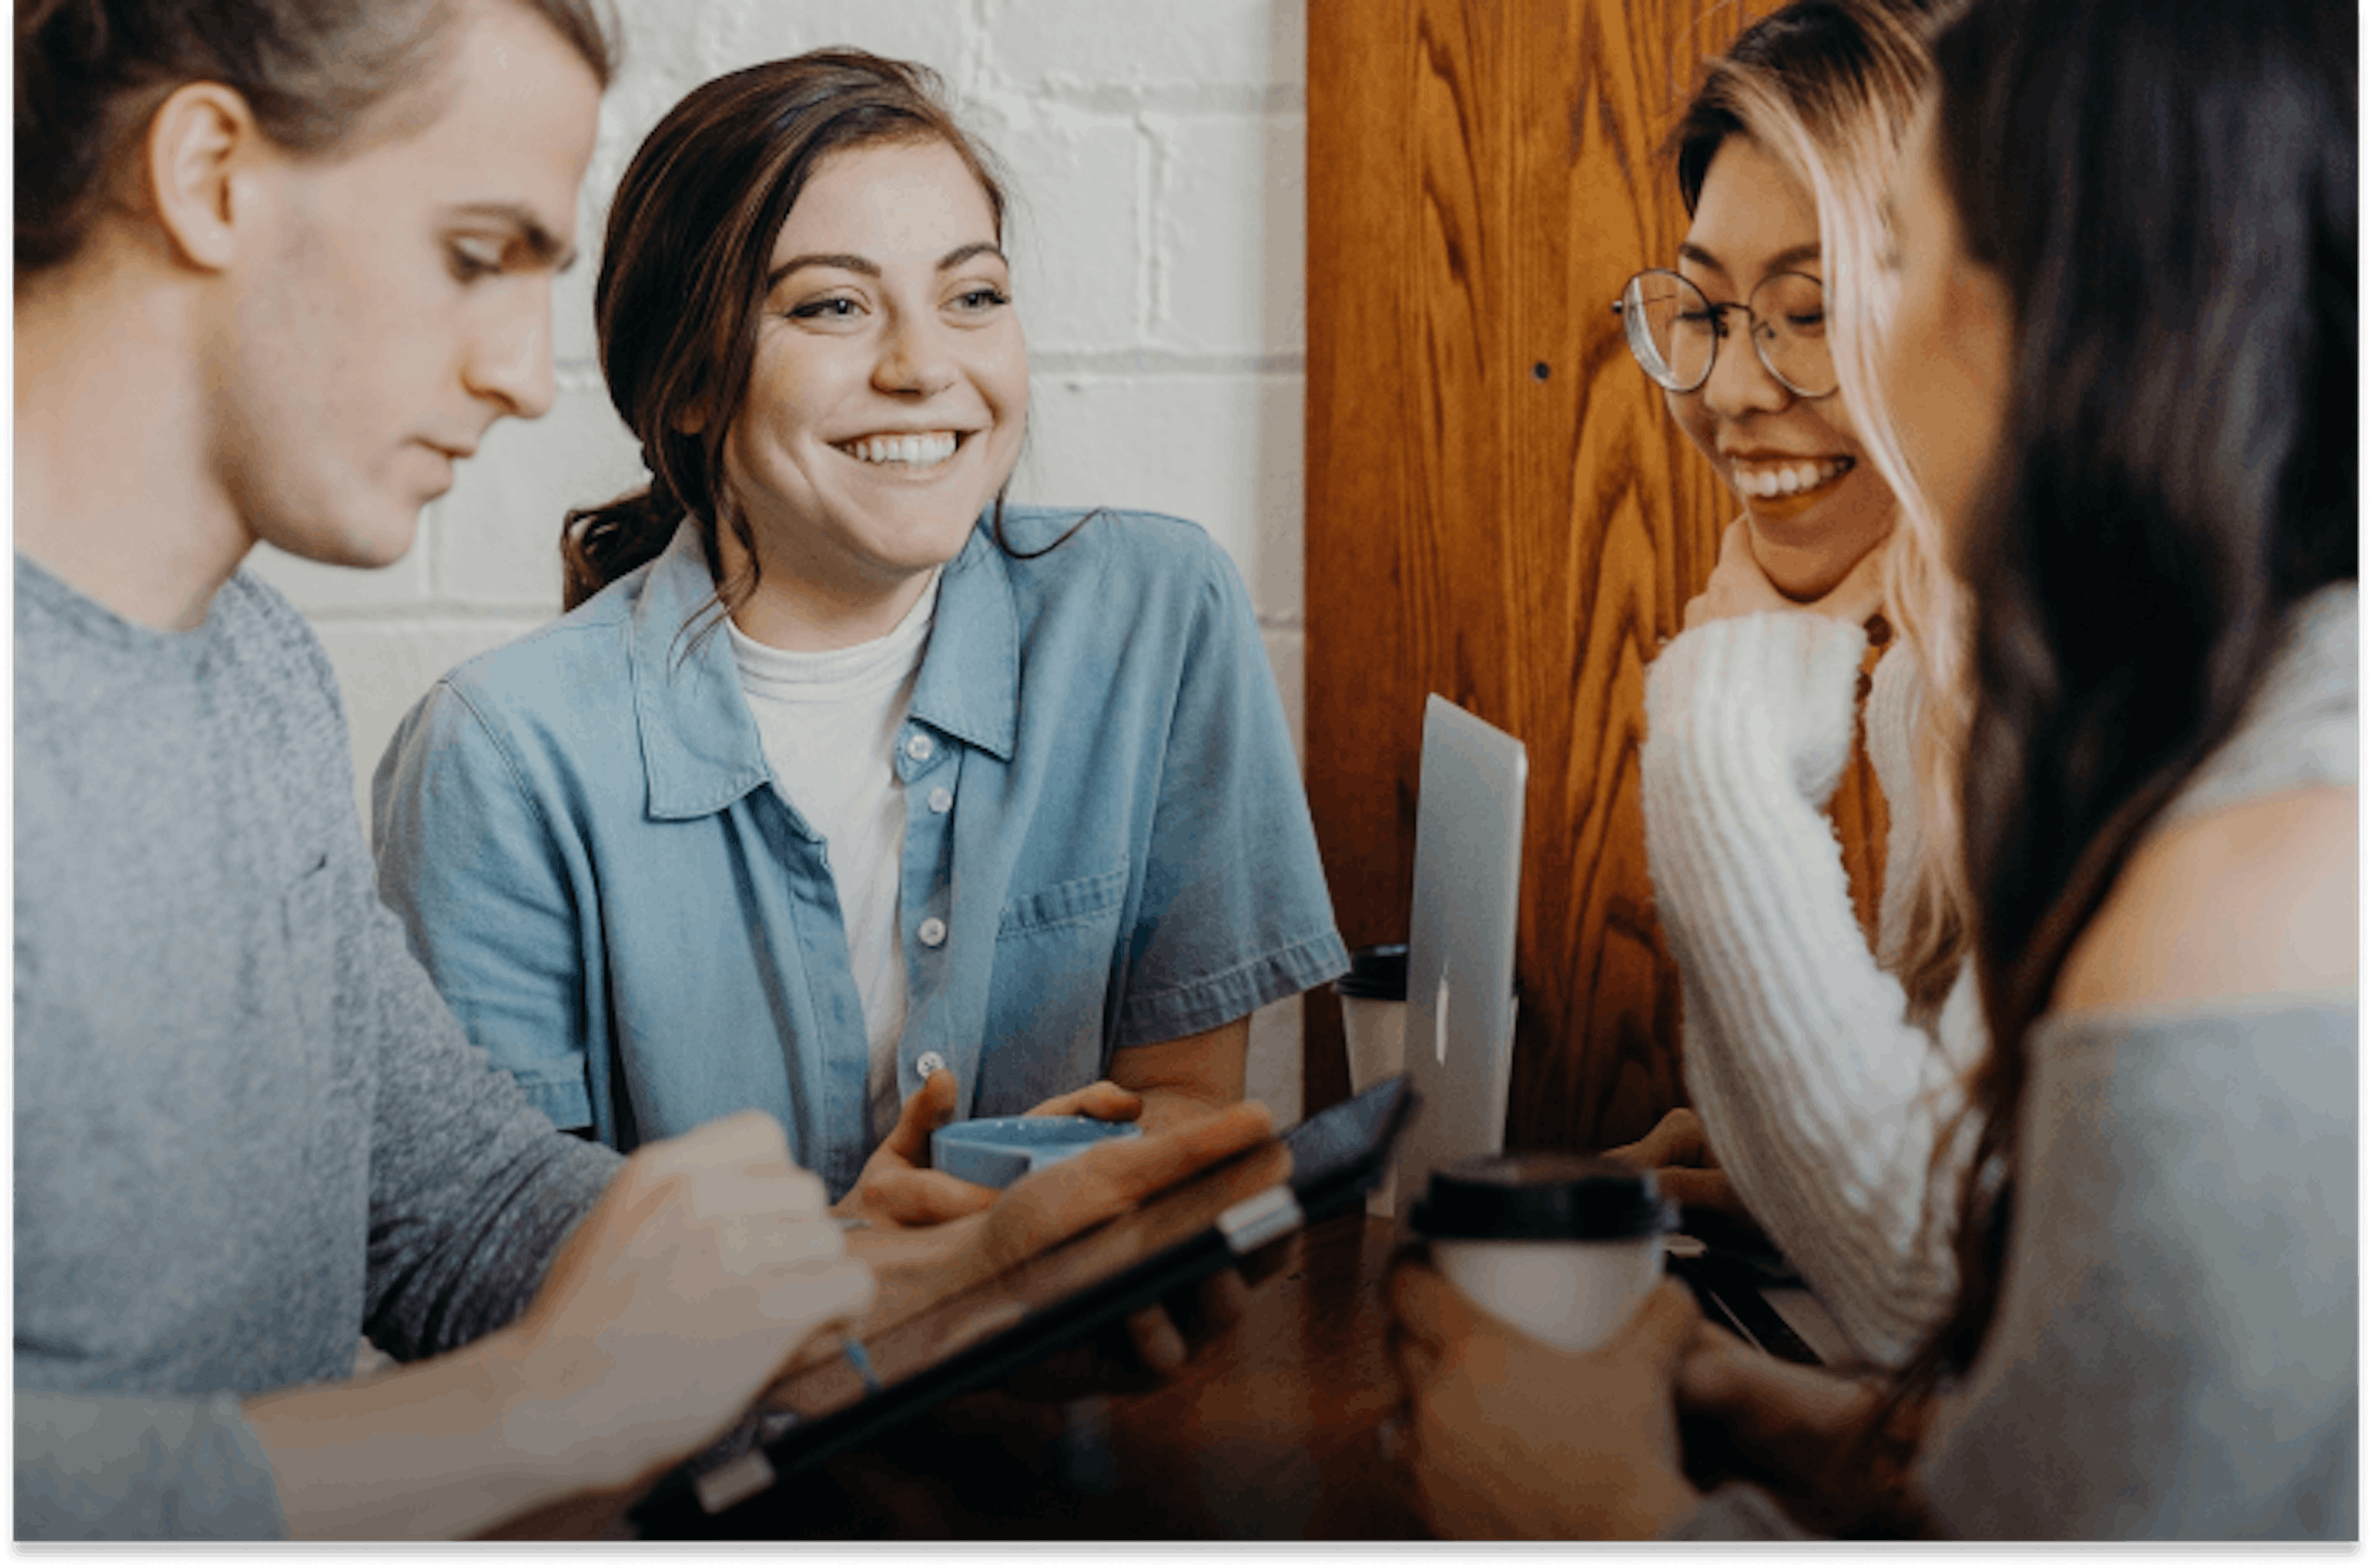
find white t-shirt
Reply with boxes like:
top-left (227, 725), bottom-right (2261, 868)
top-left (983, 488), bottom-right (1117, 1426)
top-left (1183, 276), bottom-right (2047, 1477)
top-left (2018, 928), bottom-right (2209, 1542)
top-left (728, 575), bottom-right (939, 1141)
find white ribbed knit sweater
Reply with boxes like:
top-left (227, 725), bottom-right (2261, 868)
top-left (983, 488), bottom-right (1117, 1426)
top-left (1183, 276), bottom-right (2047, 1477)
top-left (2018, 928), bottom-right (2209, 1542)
top-left (1641, 611), bottom-right (1985, 1366)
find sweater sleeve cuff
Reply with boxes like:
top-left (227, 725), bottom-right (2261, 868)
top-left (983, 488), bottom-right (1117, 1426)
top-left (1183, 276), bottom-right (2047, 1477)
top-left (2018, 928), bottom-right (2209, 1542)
top-left (1647, 611), bottom-right (1870, 810)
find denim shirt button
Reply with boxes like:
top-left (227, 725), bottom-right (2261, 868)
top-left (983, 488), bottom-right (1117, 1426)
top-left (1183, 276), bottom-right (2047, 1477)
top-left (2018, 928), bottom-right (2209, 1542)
top-left (918, 916), bottom-right (948, 948)
top-left (927, 786), bottom-right (954, 814)
top-left (915, 1050), bottom-right (948, 1079)
top-left (904, 733), bottom-right (935, 763)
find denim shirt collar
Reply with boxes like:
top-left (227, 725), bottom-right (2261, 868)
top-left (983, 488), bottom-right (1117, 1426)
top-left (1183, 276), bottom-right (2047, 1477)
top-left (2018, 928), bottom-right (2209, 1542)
top-left (908, 523), bottom-right (1020, 761)
top-left (628, 517), bottom-right (1020, 822)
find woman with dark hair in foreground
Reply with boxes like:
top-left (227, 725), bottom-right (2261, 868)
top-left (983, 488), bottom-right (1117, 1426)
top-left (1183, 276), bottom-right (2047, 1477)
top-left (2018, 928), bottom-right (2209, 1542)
top-left (1388, 0), bottom-right (2355, 1538)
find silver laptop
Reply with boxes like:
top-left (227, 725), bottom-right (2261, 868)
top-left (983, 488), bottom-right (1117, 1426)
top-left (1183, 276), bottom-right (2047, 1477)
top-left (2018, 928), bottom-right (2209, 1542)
top-left (1391, 695), bottom-right (1528, 1220)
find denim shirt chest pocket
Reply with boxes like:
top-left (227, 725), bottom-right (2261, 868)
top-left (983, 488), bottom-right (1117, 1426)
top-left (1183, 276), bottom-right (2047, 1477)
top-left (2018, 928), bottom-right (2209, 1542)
top-left (979, 861), bottom-right (1132, 1102)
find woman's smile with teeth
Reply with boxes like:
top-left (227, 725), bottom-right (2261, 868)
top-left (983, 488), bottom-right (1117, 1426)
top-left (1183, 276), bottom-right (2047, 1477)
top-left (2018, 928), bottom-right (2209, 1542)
top-left (838, 431), bottom-right (961, 467)
top-left (1730, 454), bottom-right (1853, 499)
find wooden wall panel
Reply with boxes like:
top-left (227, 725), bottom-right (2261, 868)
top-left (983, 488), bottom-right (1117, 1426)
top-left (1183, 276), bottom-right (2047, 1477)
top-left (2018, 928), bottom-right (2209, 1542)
top-left (1301, 0), bottom-right (1512, 1114)
top-left (1305, 0), bottom-right (1781, 1150)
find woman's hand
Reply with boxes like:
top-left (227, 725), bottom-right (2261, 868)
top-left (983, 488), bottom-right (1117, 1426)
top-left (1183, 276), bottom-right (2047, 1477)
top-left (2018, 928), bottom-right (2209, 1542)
top-left (833, 1070), bottom-right (998, 1227)
top-left (1387, 1261), bottom-right (1705, 1539)
top-left (1684, 518), bottom-right (1892, 630)
top-left (834, 1100), bottom-right (1286, 1383)
top-left (1600, 1106), bottom-right (1753, 1223)
top-left (972, 1098), bottom-right (1278, 1376)
top-left (834, 1074), bottom-right (1232, 1375)
top-left (1674, 1326), bottom-right (1930, 1537)
top-left (1020, 1078), bottom-right (1146, 1122)
top-left (835, 1072), bottom-right (1147, 1230)
top-left (960, 1099), bottom-right (1277, 1274)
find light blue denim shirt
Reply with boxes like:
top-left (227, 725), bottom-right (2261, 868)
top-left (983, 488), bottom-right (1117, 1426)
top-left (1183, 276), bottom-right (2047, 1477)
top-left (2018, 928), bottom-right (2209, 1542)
top-left (371, 507), bottom-right (1347, 1197)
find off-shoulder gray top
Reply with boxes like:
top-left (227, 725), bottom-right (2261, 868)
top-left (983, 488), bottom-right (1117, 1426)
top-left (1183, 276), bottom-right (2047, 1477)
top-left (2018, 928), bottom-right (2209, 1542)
top-left (1671, 580), bottom-right (2357, 1541)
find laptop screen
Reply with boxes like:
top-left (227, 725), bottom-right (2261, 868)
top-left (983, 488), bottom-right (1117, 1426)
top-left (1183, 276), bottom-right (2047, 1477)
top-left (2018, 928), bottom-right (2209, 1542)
top-left (1392, 695), bottom-right (1528, 1220)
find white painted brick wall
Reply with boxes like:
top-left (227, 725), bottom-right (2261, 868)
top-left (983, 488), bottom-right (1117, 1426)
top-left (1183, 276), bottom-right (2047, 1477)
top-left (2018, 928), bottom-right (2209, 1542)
top-left (253, 0), bottom-right (1312, 1121)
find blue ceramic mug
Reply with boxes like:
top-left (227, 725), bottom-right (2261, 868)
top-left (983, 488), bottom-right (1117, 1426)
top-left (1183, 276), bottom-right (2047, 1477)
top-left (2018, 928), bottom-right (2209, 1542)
top-left (931, 1114), bottom-right (1144, 1189)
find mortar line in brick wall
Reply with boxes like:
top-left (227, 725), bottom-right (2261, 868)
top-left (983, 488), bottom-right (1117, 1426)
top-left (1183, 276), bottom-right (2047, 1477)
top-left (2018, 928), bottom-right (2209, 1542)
top-left (554, 357), bottom-right (1306, 384)
top-left (1032, 349), bottom-right (1305, 376)
top-left (979, 83), bottom-right (1305, 118)
top-left (556, 356), bottom-right (1308, 384)
top-left (1135, 116), bottom-right (1159, 341)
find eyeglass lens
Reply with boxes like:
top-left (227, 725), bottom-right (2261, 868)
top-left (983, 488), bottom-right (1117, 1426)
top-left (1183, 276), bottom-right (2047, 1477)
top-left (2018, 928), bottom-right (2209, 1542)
top-left (1620, 269), bottom-right (1834, 398)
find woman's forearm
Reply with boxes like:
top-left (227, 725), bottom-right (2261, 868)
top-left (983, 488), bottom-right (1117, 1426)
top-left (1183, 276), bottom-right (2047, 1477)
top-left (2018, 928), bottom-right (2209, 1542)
top-left (1109, 1018), bottom-right (1251, 1132)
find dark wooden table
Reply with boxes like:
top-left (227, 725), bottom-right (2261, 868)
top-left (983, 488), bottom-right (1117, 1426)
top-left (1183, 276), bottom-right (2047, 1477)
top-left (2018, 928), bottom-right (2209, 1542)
top-left (493, 1209), bottom-right (1838, 1541)
top-left (667, 1210), bottom-right (1425, 1541)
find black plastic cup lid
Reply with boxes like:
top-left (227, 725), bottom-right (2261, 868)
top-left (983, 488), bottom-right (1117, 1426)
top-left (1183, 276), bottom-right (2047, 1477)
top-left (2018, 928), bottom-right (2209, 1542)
top-left (1333, 944), bottom-right (1409, 1001)
top-left (1409, 1153), bottom-right (1677, 1242)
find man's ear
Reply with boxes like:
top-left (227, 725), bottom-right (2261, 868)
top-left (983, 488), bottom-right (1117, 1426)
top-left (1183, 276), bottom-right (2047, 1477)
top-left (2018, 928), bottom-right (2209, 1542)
top-left (144, 82), bottom-right (270, 272)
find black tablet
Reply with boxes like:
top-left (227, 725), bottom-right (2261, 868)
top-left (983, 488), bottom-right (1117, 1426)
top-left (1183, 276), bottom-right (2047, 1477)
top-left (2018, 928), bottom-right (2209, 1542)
top-left (629, 1076), bottom-right (1416, 1533)
top-left (1665, 1243), bottom-right (1822, 1365)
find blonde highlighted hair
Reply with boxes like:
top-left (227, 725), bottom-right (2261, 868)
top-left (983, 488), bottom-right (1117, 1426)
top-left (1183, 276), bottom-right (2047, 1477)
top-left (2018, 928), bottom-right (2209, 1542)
top-left (1673, 0), bottom-right (1973, 1019)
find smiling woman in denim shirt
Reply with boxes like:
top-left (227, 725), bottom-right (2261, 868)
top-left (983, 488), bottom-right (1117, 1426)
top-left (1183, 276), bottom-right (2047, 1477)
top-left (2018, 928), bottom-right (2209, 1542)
top-left (371, 49), bottom-right (1347, 1222)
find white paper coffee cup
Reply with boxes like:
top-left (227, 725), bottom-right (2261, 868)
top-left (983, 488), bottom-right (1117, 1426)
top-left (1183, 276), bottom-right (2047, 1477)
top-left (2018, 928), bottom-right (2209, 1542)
top-left (1411, 1154), bottom-right (1677, 1353)
top-left (1335, 946), bottom-right (1409, 1217)
top-left (1336, 945), bottom-right (1410, 1096)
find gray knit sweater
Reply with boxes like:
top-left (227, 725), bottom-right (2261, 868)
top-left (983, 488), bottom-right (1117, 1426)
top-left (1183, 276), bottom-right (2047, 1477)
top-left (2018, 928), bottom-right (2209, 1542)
top-left (1669, 581), bottom-right (2358, 1540)
top-left (14, 558), bottom-right (623, 1539)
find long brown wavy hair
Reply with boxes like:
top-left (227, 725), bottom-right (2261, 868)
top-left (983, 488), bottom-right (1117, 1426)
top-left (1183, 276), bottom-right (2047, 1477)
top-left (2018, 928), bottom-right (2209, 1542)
top-left (559, 50), bottom-right (1014, 620)
top-left (1875, 0), bottom-right (2355, 1466)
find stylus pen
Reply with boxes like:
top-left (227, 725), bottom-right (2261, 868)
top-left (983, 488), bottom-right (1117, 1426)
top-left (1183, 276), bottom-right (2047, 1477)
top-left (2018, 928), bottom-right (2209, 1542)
top-left (642, 1332), bottom-right (882, 1524)
top-left (837, 1332), bottom-right (883, 1395)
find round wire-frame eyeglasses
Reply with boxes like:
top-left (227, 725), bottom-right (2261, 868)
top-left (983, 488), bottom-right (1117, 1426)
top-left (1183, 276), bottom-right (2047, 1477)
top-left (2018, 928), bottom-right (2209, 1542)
top-left (1609, 268), bottom-right (1837, 399)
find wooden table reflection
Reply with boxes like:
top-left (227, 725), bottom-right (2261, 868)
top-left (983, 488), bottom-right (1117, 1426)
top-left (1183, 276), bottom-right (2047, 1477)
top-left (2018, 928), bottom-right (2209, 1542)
top-left (680, 1210), bottom-right (1423, 1541)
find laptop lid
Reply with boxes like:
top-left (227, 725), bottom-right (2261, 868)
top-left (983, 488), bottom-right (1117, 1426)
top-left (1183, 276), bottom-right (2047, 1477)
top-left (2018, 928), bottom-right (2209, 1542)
top-left (1393, 695), bottom-right (1528, 1220)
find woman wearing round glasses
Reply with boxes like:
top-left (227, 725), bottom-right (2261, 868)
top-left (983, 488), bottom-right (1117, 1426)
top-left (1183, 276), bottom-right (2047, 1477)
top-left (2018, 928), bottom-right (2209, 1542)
top-left (1605, 0), bottom-right (1982, 1370)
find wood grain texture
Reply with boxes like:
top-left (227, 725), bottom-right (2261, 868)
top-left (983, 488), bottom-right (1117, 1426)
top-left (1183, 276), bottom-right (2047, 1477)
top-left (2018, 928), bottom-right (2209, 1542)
top-left (1303, 0), bottom-right (1510, 1113)
top-left (637, 1217), bottom-right (1425, 1540)
top-left (1306, 0), bottom-right (1791, 1152)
